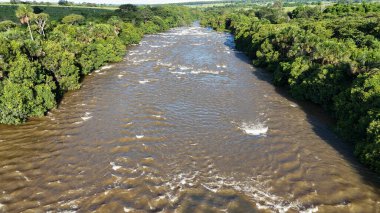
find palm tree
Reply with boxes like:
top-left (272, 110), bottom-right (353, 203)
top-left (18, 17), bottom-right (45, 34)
top-left (15, 4), bottom-right (34, 41)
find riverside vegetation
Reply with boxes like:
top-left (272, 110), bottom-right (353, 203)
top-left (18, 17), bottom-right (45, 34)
top-left (0, 3), bottom-right (195, 124)
top-left (200, 2), bottom-right (380, 172)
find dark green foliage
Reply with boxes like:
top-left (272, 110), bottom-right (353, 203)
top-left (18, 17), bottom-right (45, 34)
top-left (323, 3), bottom-right (380, 15)
top-left (290, 6), bottom-right (321, 18)
top-left (201, 3), bottom-right (380, 172)
top-left (255, 6), bottom-right (287, 23)
top-left (41, 40), bottom-right (80, 91)
top-left (119, 23), bottom-right (143, 45)
top-left (33, 6), bottom-right (43, 14)
top-left (0, 54), bottom-right (56, 124)
top-left (58, 0), bottom-right (69, 6)
top-left (119, 4), bottom-right (138, 12)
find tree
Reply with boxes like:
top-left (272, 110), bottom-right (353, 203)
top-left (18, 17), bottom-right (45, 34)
top-left (33, 6), bottom-right (44, 14)
top-left (58, 0), bottom-right (68, 6)
top-left (0, 20), bottom-right (16, 32)
top-left (15, 4), bottom-right (35, 41)
top-left (34, 13), bottom-right (49, 37)
top-left (119, 4), bottom-right (138, 12)
top-left (272, 0), bottom-right (283, 10)
top-left (61, 14), bottom-right (85, 25)
top-left (140, 6), bottom-right (154, 23)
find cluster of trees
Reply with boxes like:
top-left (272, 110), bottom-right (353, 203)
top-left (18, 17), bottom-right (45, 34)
top-left (0, 4), bottom-right (195, 124)
top-left (58, 0), bottom-right (69, 6)
top-left (115, 4), bottom-right (194, 32)
top-left (201, 3), bottom-right (380, 172)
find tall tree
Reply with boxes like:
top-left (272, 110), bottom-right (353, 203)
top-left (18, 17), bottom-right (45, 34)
top-left (15, 4), bottom-right (34, 41)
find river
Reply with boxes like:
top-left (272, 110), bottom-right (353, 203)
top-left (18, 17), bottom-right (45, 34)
top-left (0, 25), bottom-right (379, 213)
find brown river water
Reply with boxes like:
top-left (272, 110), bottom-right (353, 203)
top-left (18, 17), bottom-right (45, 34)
top-left (0, 25), bottom-right (380, 213)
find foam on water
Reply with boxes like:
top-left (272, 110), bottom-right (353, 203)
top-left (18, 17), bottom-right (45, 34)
top-left (170, 71), bottom-right (186, 75)
top-left (110, 162), bottom-right (121, 171)
top-left (161, 41), bottom-right (177, 44)
top-left (238, 121), bottom-right (268, 136)
top-left (100, 65), bottom-right (113, 70)
top-left (178, 65), bottom-right (192, 70)
top-left (123, 207), bottom-right (134, 212)
top-left (191, 70), bottom-right (220, 75)
top-left (56, 211), bottom-right (76, 213)
top-left (130, 58), bottom-right (153, 64)
top-left (81, 112), bottom-right (92, 121)
top-left (300, 206), bottom-right (319, 213)
top-left (170, 27), bottom-right (210, 36)
top-left (16, 171), bottom-right (31, 182)
top-left (202, 175), bottom-right (318, 213)
top-left (164, 170), bottom-right (319, 213)
top-left (157, 61), bottom-right (173, 67)
top-left (128, 50), bottom-right (144, 56)
top-left (139, 79), bottom-right (150, 84)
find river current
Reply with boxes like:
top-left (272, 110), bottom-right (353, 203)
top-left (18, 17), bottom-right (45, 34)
top-left (0, 25), bottom-right (379, 212)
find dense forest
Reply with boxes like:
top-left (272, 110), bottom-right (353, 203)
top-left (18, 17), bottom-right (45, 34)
top-left (0, 4), bottom-right (195, 124)
top-left (201, 2), bottom-right (380, 172)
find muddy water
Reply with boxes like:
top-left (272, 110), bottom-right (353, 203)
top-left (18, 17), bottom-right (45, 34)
top-left (0, 25), bottom-right (380, 213)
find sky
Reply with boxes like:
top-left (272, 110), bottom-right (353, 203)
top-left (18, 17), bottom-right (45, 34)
top-left (0, 0), bottom-right (221, 4)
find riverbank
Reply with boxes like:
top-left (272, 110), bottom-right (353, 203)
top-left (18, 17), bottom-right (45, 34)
top-left (0, 4), bottom-right (196, 125)
top-left (200, 3), bottom-right (380, 173)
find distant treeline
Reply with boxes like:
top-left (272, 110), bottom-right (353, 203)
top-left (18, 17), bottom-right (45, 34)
top-left (201, 2), bottom-right (380, 172)
top-left (175, 0), bottom-right (380, 7)
top-left (0, 4), bottom-right (196, 124)
top-left (0, 5), bottom-right (115, 22)
top-left (9, 0), bottom-right (113, 7)
top-left (174, 0), bottom-right (239, 5)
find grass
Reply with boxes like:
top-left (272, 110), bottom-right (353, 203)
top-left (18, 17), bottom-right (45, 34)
top-left (0, 4), bottom-right (117, 22)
